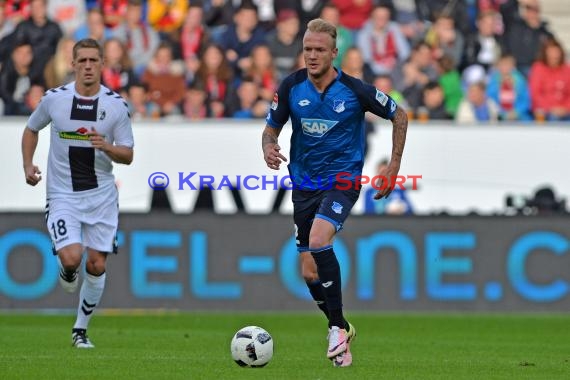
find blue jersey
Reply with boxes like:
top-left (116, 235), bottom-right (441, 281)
top-left (266, 68), bottom-right (397, 190)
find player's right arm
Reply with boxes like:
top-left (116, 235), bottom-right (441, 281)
top-left (262, 125), bottom-right (287, 170)
top-left (22, 89), bottom-right (52, 186)
top-left (22, 128), bottom-right (42, 186)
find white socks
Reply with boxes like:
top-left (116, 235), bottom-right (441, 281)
top-left (73, 271), bottom-right (106, 330)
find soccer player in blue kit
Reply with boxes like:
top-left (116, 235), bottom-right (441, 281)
top-left (262, 18), bottom-right (408, 367)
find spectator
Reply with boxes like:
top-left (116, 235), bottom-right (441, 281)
top-left (101, 38), bottom-right (136, 96)
top-left (420, 81), bottom-right (452, 120)
top-left (194, 43), bottom-right (234, 118)
top-left (400, 41), bottom-right (438, 112)
top-left (500, 0), bottom-right (553, 76)
top-left (378, 0), bottom-right (428, 44)
top-left (225, 76), bottom-right (268, 118)
top-left (23, 82), bottom-right (44, 112)
top-left (47, 0), bottom-right (87, 37)
top-left (98, 0), bottom-right (127, 30)
top-left (126, 82), bottom-right (160, 120)
top-left (0, 39), bottom-right (43, 115)
top-left (11, 0), bottom-right (62, 74)
top-left (0, 1), bottom-right (16, 40)
top-left (74, 7), bottom-right (113, 44)
top-left (461, 9), bottom-right (502, 72)
top-left (528, 37), bottom-right (570, 121)
top-left (43, 36), bottom-right (75, 89)
top-left (219, 1), bottom-right (266, 77)
top-left (331, 0), bottom-right (373, 37)
top-left (356, 4), bottom-right (410, 79)
top-left (363, 158), bottom-right (414, 215)
top-left (456, 81), bottom-right (500, 123)
top-left (340, 46), bottom-right (375, 84)
top-left (203, 0), bottom-right (235, 44)
top-left (424, 13), bottom-right (465, 69)
top-left (183, 80), bottom-right (209, 120)
top-left (486, 53), bottom-right (532, 121)
top-left (319, 2), bottom-right (353, 68)
top-left (265, 8), bottom-right (302, 80)
top-left (243, 44), bottom-right (278, 102)
top-left (113, 0), bottom-right (160, 78)
top-left (275, 0), bottom-right (325, 35)
top-left (436, 54), bottom-right (463, 118)
top-left (177, 4), bottom-right (210, 83)
top-left (141, 41), bottom-right (186, 117)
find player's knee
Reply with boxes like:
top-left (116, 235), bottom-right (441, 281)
top-left (59, 255), bottom-right (81, 271)
top-left (308, 235), bottom-right (330, 250)
top-left (86, 258), bottom-right (106, 276)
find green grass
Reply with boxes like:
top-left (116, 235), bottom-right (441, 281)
top-left (0, 312), bottom-right (568, 380)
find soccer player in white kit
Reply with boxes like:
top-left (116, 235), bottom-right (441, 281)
top-left (21, 38), bottom-right (134, 348)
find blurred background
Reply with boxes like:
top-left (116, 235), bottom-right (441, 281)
top-left (0, 0), bottom-right (568, 313)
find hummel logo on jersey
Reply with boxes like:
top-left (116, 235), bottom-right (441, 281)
top-left (76, 104), bottom-right (94, 110)
top-left (322, 281), bottom-right (333, 288)
top-left (301, 118), bottom-right (338, 137)
top-left (298, 99), bottom-right (311, 106)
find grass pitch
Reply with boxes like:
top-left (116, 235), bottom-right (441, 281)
top-left (0, 312), bottom-right (568, 380)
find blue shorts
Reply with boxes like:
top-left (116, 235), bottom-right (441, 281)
top-left (292, 185), bottom-right (360, 253)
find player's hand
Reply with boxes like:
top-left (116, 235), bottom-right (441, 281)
top-left (374, 161), bottom-right (400, 200)
top-left (88, 127), bottom-right (108, 151)
top-left (24, 164), bottom-right (42, 186)
top-left (263, 143), bottom-right (287, 170)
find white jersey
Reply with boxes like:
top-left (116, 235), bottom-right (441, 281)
top-left (27, 82), bottom-right (134, 199)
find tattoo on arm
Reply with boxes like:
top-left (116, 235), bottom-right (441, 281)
top-left (391, 107), bottom-right (408, 164)
top-left (262, 126), bottom-right (280, 151)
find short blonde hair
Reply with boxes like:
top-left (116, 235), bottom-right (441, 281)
top-left (306, 18), bottom-right (337, 48)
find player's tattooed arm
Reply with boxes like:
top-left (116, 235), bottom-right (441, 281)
top-left (262, 126), bottom-right (287, 170)
top-left (374, 106), bottom-right (408, 200)
top-left (390, 106), bottom-right (408, 166)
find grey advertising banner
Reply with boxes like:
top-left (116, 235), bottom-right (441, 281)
top-left (1, 213), bottom-right (569, 311)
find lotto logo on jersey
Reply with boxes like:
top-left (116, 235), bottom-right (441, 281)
top-left (301, 118), bottom-right (338, 137)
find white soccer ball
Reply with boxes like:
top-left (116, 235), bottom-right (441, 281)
top-left (230, 325), bottom-right (274, 367)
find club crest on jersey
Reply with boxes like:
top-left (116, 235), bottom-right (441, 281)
top-left (375, 89), bottom-right (388, 106)
top-left (333, 100), bottom-right (345, 113)
top-left (271, 93), bottom-right (278, 110)
top-left (331, 201), bottom-right (343, 214)
top-left (301, 118), bottom-right (338, 137)
top-left (98, 109), bottom-right (106, 120)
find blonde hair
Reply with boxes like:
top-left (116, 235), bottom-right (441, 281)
top-left (306, 18), bottom-right (337, 48)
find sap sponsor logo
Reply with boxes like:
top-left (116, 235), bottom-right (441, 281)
top-left (301, 118), bottom-right (338, 137)
top-left (375, 89), bottom-right (388, 106)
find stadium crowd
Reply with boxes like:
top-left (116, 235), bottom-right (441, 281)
top-left (1, 0), bottom-right (569, 122)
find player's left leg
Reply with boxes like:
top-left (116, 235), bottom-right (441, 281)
top-left (71, 190), bottom-right (118, 348)
top-left (72, 248), bottom-right (107, 348)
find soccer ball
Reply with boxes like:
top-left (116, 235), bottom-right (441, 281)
top-left (230, 326), bottom-right (274, 367)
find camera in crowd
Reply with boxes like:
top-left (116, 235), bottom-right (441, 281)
top-left (505, 186), bottom-right (567, 216)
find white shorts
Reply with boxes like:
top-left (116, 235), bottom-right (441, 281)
top-left (45, 189), bottom-right (119, 254)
